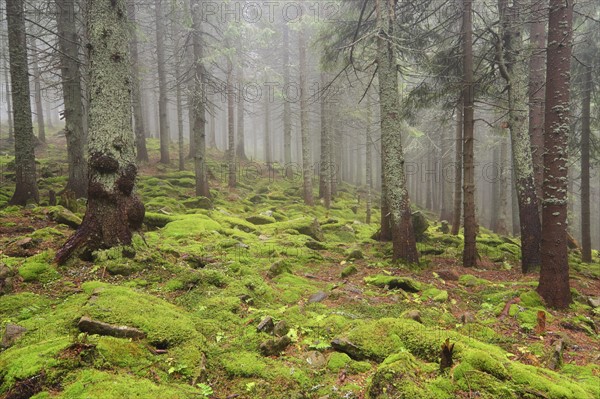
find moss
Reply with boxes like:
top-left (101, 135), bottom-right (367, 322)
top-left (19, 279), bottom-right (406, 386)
top-left (143, 212), bottom-right (176, 228)
top-left (341, 264), bottom-right (358, 278)
top-left (55, 369), bottom-right (200, 398)
top-left (161, 215), bottom-right (221, 239)
top-left (221, 351), bottom-right (268, 377)
top-left (0, 337), bottom-right (71, 390)
top-left (94, 336), bottom-right (153, 371)
top-left (327, 352), bottom-right (351, 371)
top-left (364, 275), bottom-right (422, 292)
top-left (18, 251), bottom-right (60, 283)
top-left (0, 292), bottom-right (52, 320)
top-left (421, 288), bottom-right (448, 302)
top-left (80, 282), bottom-right (204, 348)
top-left (519, 290), bottom-right (544, 307)
top-left (273, 273), bottom-right (321, 304)
top-left (366, 351), bottom-right (435, 399)
top-left (458, 274), bottom-right (490, 287)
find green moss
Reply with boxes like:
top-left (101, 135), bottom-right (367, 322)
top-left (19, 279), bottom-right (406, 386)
top-left (56, 369), bottom-right (200, 398)
top-left (0, 292), bottom-right (52, 320)
top-left (0, 337), bottom-right (71, 390)
top-left (341, 264), bottom-right (358, 278)
top-left (421, 288), bottom-right (448, 302)
top-left (364, 275), bottom-right (422, 292)
top-left (273, 273), bottom-right (321, 304)
top-left (519, 290), bottom-right (544, 307)
top-left (327, 352), bottom-right (351, 371)
top-left (95, 336), bottom-right (153, 371)
top-left (80, 282), bottom-right (204, 347)
top-left (458, 274), bottom-right (490, 287)
top-left (161, 215), bottom-right (221, 239)
top-left (221, 351), bottom-right (268, 377)
top-left (18, 251), bottom-right (60, 283)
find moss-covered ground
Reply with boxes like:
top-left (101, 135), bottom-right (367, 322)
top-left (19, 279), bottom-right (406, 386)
top-left (0, 137), bottom-right (599, 398)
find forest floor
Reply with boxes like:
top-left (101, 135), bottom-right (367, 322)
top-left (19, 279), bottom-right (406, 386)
top-left (0, 135), bottom-right (599, 399)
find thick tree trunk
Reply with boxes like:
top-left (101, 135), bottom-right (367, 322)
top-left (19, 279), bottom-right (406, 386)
top-left (236, 38), bottom-right (247, 161)
top-left (57, 0), bottom-right (87, 197)
top-left (462, 0), bottom-right (477, 267)
top-left (55, 0), bottom-right (144, 264)
top-left (451, 100), bottom-right (462, 235)
top-left (366, 96), bottom-right (373, 224)
top-left (173, 16), bottom-right (185, 172)
top-left (227, 57), bottom-right (235, 188)
top-left (29, 37), bottom-right (45, 143)
top-left (127, 0), bottom-right (148, 162)
top-left (4, 60), bottom-right (14, 141)
top-left (376, 0), bottom-right (418, 263)
top-left (7, 0), bottom-right (39, 205)
top-left (330, 114), bottom-right (339, 197)
top-left (538, 0), bottom-right (573, 309)
top-left (528, 0), bottom-right (546, 207)
top-left (580, 61), bottom-right (592, 263)
top-left (440, 122), bottom-right (452, 222)
top-left (155, 0), bottom-right (170, 163)
top-left (191, 0), bottom-right (210, 198)
top-left (319, 73), bottom-right (331, 208)
top-left (495, 133), bottom-right (509, 235)
top-left (498, 0), bottom-right (541, 272)
top-left (299, 23), bottom-right (313, 206)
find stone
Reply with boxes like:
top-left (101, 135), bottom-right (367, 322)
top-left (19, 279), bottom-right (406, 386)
top-left (305, 240), bottom-right (327, 250)
top-left (330, 338), bottom-right (366, 361)
top-left (257, 316), bottom-right (274, 333)
top-left (297, 218), bottom-right (325, 242)
top-left (246, 215), bottom-right (276, 225)
top-left (404, 310), bottom-right (422, 323)
top-left (259, 336), bottom-right (291, 356)
top-left (49, 207), bottom-right (82, 228)
top-left (308, 291), bottom-right (328, 304)
top-left (587, 297), bottom-right (600, 308)
top-left (411, 211), bottom-right (429, 241)
top-left (267, 260), bottom-right (291, 278)
top-left (440, 220), bottom-right (450, 234)
top-left (460, 312), bottom-right (475, 324)
top-left (1, 323), bottom-right (28, 349)
top-left (341, 265), bottom-right (358, 278)
top-left (437, 270), bottom-right (459, 281)
top-left (182, 196), bottom-right (213, 210)
top-left (346, 249), bottom-right (363, 260)
top-left (273, 320), bottom-right (289, 337)
top-left (305, 351), bottom-right (327, 369)
top-left (77, 316), bottom-right (146, 340)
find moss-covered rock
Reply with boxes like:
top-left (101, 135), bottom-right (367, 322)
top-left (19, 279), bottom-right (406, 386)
top-left (18, 251), bottom-right (60, 283)
top-left (364, 275), bottom-right (421, 292)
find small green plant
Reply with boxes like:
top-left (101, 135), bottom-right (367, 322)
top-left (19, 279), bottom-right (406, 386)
top-left (196, 383), bottom-right (213, 397)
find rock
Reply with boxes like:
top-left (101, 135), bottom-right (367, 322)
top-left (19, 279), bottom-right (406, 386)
top-left (248, 194), bottom-right (266, 204)
top-left (411, 211), bottom-right (429, 241)
top-left (257, 316), bottom-right (274, 333)
top-left (404, 310), bottom-right (422, 323)
top-left (346, 249), bottom-right (363, 260)
top-left (246, 215), bottom-right (276, 225)
top-left (330, 338), bottom-right (366, 360)
top-left (341, 224), bottom-right (355, 234)
top-left (440, 220), bottom-right (450, 234)
top-left (49, 207), bottom-right (82, 228)
top-left (305, 351), bottom-right (327, 369)
top-left (364, 275), bottom-right (421, 292)
top-left (587, 297), bottom-right (600, 308)
top-left (1, 324), bottom-right (27, 349)
top-left (305, 240), bottom-right (327, 250)
top-left (143, 212), bottom-right (175, 228)
top-left (267, 260), bottom-right (291, 278)
top-left (460, 312), bottom-right (475, 324)
top-left (182, 196), bottom-right (213, 210)
top-left (341, 265), bottom-right (358, 278)
top-left (77, 316), bottom-right (146, 340)
top-left (259, 336), bottom-right (291, 356)
top-left (260, 210), bottom-right (274, 217)
top-left (0, 265), bottom-right (14, 294)
top-left (308, 291), bottom-right (328, 304)
top-left (13, 237), bottom-right (34, 248)
top-left (436, 270), bottom-right (459, 281)
top-left (350, 205), bottom-right (358, 214)
top-left (273, 320), bottom-right (289, 337)
top-left (296, 218), bottom-right (325, 242)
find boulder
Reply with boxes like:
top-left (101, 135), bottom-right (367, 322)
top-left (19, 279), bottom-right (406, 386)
top-left (49, 207), bottom-right (82, 228)
top-left (305, 351), bottom-right (327, 369)
top-left (308, 291), bottom-right (328, 304)
top-left (246, 215), bottom-right (276, 225)
top-left (257, 316), bottom-right (274, 333)
top-left (330, 338), bottom-right (366, 361)
top-left (1, 323), bottom-right (27, 349)
top-left (411, 211), bottom-right (429, 241)
top-left (297, 218), bottom-right (325, 242)
top-left (259, 336), bottom-right (291, 356)
top-left (273, 320), bottom-right (289, 337)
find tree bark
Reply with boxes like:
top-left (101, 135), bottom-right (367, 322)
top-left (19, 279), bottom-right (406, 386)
top-left (528, 0), bottom-right (546, 208)
top-left (236, 37), bottom-right (247, 161)
top-left (366, 96), bottom-right (373, 224)
top-left (462, 0), bottom-right (477, 267)
top-left (580, 59), bottom-right (592, 263)
top-left (57, 0), bottom-right (87, 197)
top-left (451, 99), bottom-right (462, 235)
top-left (127, 0), bottom-right (148, 162)
top-left (4, 57), bottom-right (14, 141)
top-left (155, 0), bottom-right (170, 163)
top-left (264, 79), bottom-right (272, 164)
top-left (29, 37), bottom-right (45, 143)
top-left (538, 0), bottom-right (573, 309)
top-left (282, 22), bottom-right (292, 177)
top-left (376, 0), bottom-right (418, 263)
top-left (299, 22), bottom-right (313, 206)
top-left (55, 0), bottom-right (144, 264)
top-left (495, 132), bottom-right (509, 235)
top-left (319, 72), bottom-right (331, 208)
top-left (172, 12), bottom-right (185, 172)
top-left (498, 0), bottom-right (541, 272)
top-left (7, 0), bottom-right (39, 205)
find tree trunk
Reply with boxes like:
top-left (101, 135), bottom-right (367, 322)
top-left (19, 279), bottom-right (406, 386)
top-left (227, 57), bottom-right (235, 188)
top-left (4, 58), bottom-right (14, 141)
top-left (45, 100), bottom-right (54, 129)
top-left (236, 37), bottom-right (247, 161)
top-left (440, 121), bottom-right (452, 222)
top-left (376, 0), bottom-right (418, 263)
top-left (495, 133), bottom-right (509, 235)
top-left (366, 96), bottom-right (373, 224)
top-left (57, 0), bottom-right (87, 198)
top-left (462, 0), bottom-right (477, 267)
top-left (173, 15), bottom-right (185, 172)
top-left (538, 0), bottom-right (573, 309)
top-left (319, 73), bottom-right (331, 208)
top-left (55, 0), bottom-right (144, 264)
top-left (282, 22), bottom-right (292, 177)
top-left (191, 0), bottom-right (210, 198)
top-left (156, 0), bottom-right (170, 163)
top-left (580, 60), bottom-right (592, 263)
top-left (451, 99), bottom-right (462, 235)
top-left (7, 0), bottom-right (39, 205)
top-left (264, 81), bottom-right (272, 164)
top-left (498, 0), bottom-right (541, 272)
top-left (127, 0), bottom-right (148, 162)
top-left (528, 0), bottom-right (546, 207)
top-left (299, 22), bottom-right (313, 206)
top-left (29, 36), bottom-right (45, 143)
